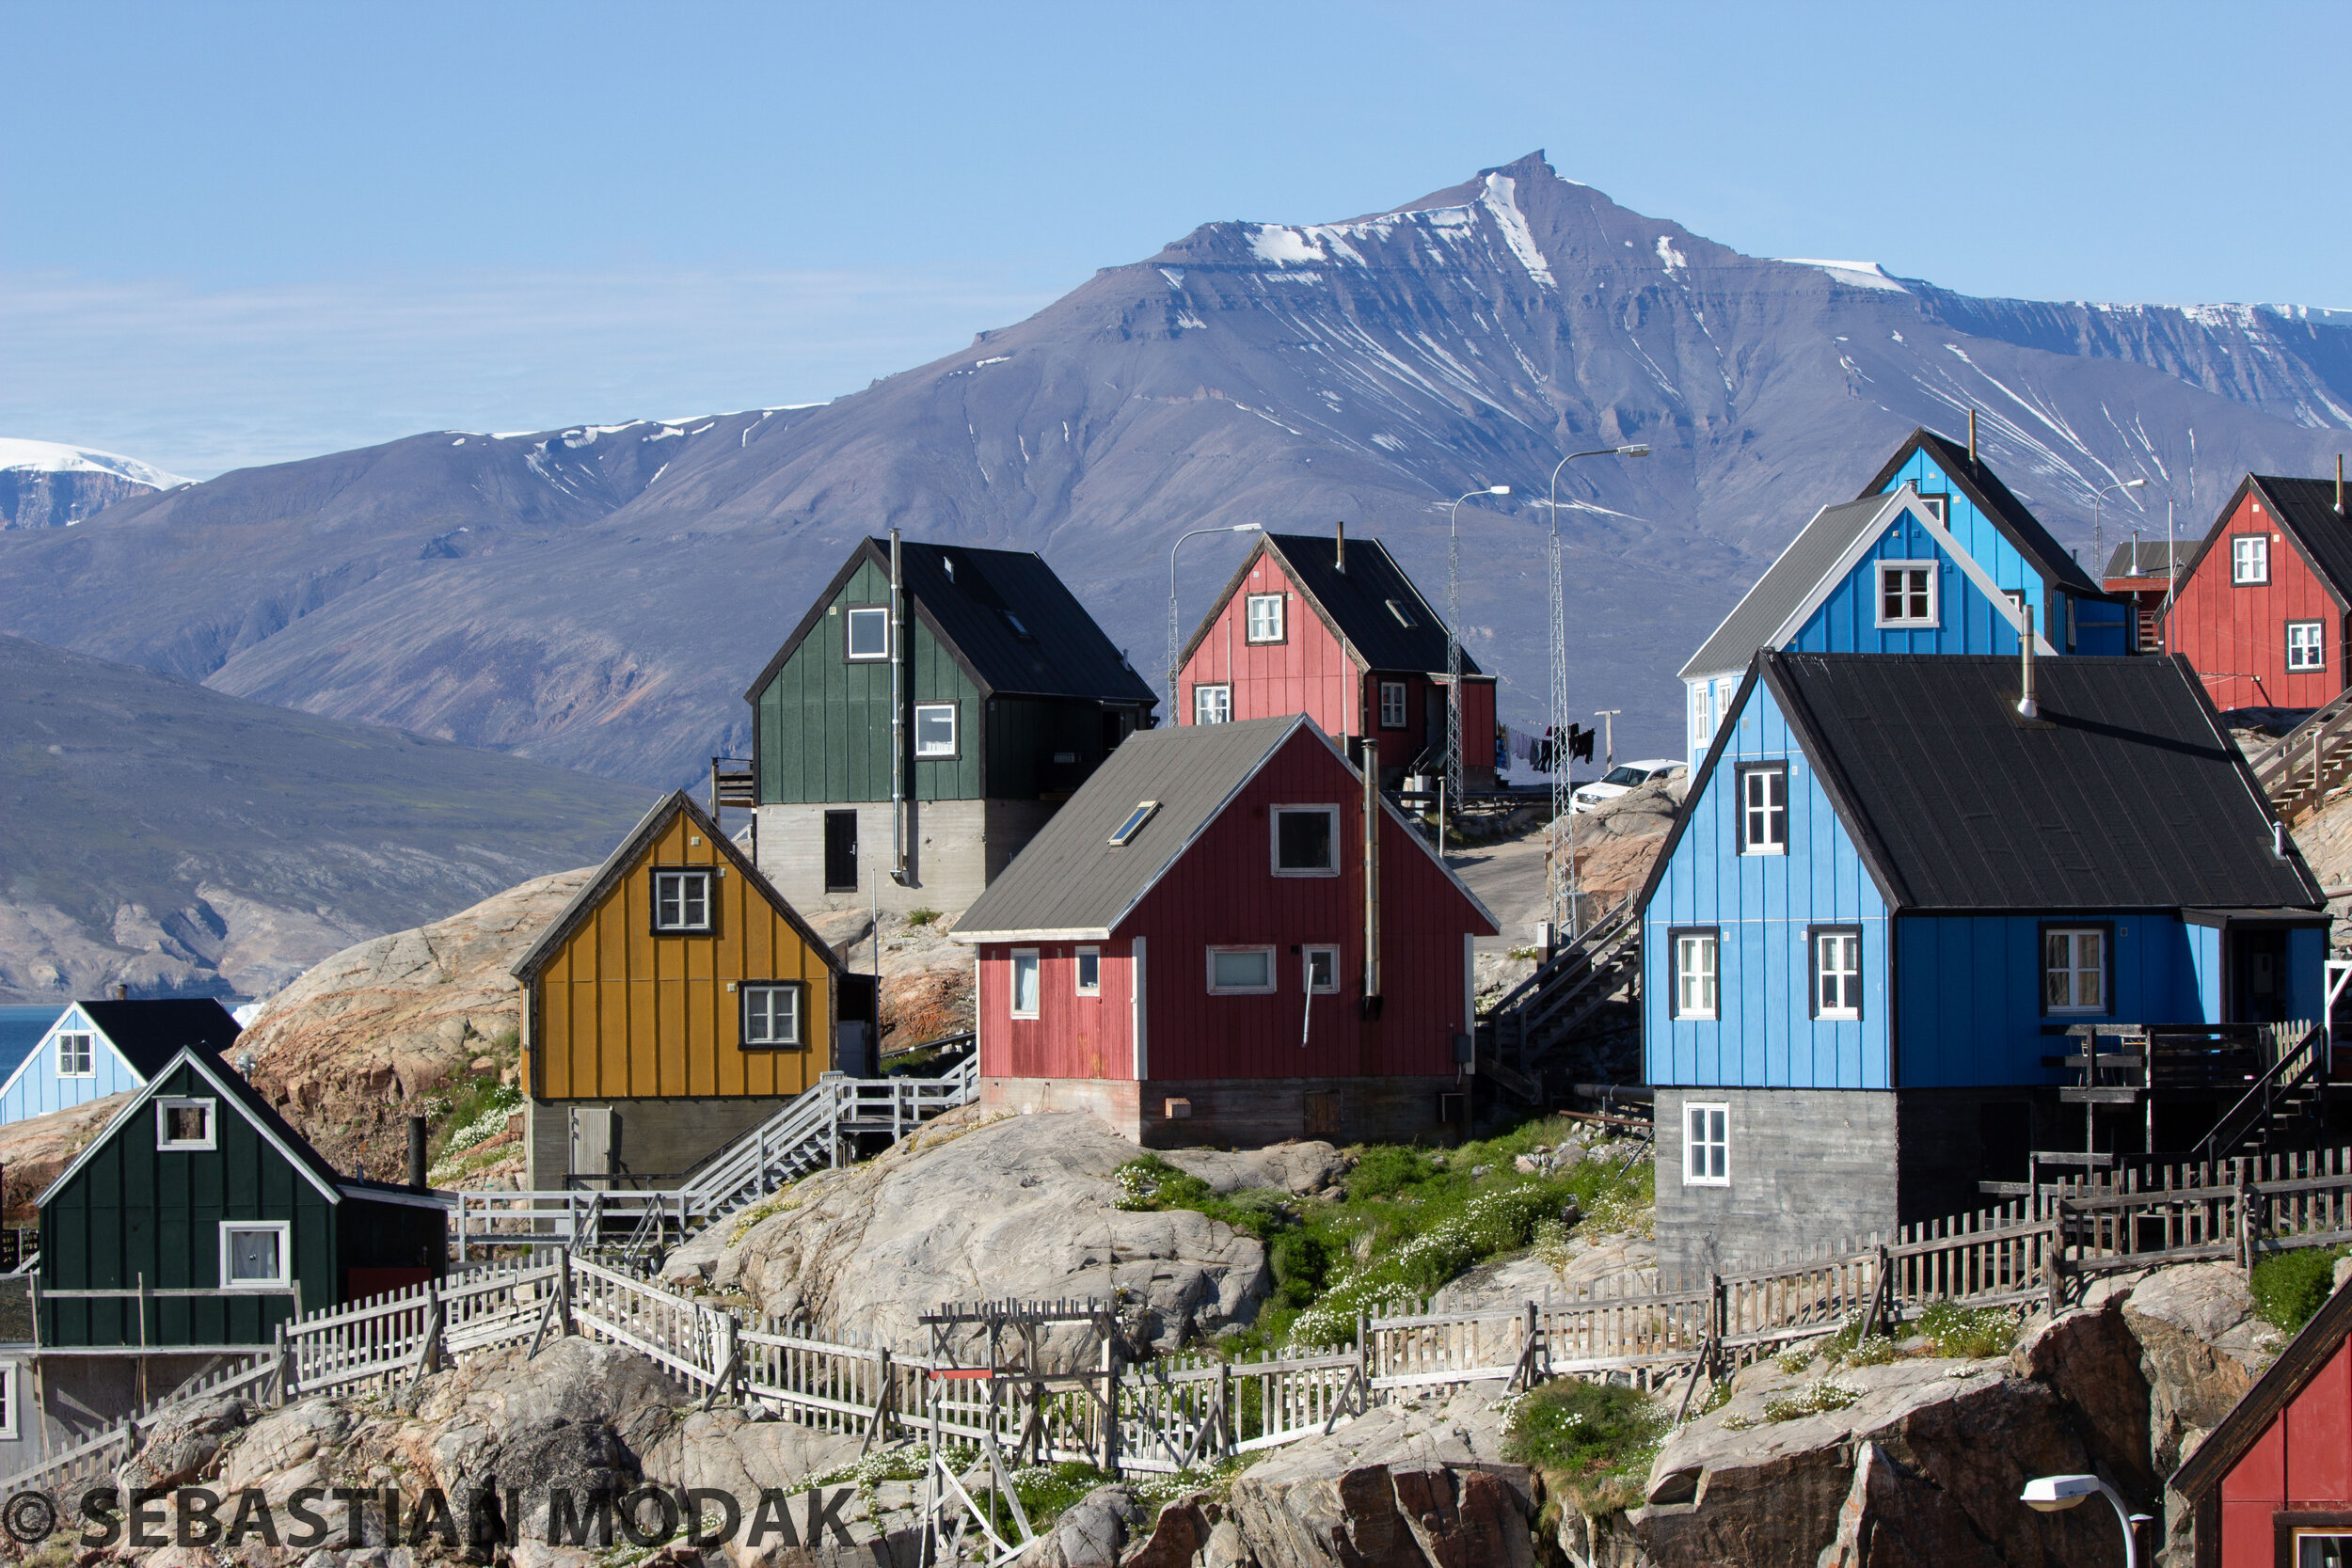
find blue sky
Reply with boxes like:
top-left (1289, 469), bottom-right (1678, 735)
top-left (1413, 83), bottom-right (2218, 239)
top-left (8, 0), bottom-right (2347, 478)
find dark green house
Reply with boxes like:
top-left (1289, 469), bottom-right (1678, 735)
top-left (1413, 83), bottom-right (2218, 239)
top-left (743, 532), bottom-right (1158, 915)
top-left (36, 1048), bottom-right (445, 1351)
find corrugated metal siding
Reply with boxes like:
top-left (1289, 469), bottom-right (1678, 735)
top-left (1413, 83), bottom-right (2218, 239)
top-left (40, 1060), bottom-right (333, 1347)
top-left (977, 937), bottom-right (1136, 1080)
top-left (0, 1006), bottom-right (148, 1125)
top-left (1643, 680), bottom-right (1891, 1089)
top-left (2169, 489), bottom-right (2345, 709)
top-left (752, 559), bottom-right (983, 803)
top-left (1179, 553), bottom-right (1360, 736)
top-left (532, 813), bottom-right (832, 1100)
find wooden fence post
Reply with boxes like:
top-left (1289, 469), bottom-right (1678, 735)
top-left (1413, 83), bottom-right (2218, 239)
top-left (273, 1322), bottom-right (293, 1407)
top-left (2046, 1198), bottom-right (2068, 1315)
top-left (558, 1251), bottom-right (575, 1338)
top-left (1218, 1360), bottom-right (1234, 1460)
top-left (2237, 1167), bottom-right (2258, 1272)
top-left (1098, 1332), bottom-right (1120, 1476)
top-left (1356, 1312), bottom-right (1372, 1415)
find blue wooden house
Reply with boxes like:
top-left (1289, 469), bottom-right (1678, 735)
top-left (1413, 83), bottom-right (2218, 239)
top-left (1640, 651), bottom-right (2326, 1275)
top-left (1678, 427), bottom-right (2134, 760)
top-left (0, 999), bottom-right (239, 1127)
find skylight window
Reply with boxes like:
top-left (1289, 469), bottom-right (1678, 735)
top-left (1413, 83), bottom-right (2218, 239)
top-left (1000, 610), bottom-right (1034, 641)
top-left (1386, 599), bottom-right (1416, 628)
top-left (1109, 801), bottom-right (1159, 846)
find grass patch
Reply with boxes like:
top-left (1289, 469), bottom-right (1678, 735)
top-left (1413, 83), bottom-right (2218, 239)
top-left (1916, 1302), bottom-right (2017, 1359)
top-left (727, 1189), bottom-right (805, 1245)
top-left (2252, 1245), bottom-right (2350, 1333)
top-left (1506, 1380), bottom-right (1665, 1521)
top-left (423, 1076), bottom-right (522, 1165)
top-left (965, 1461), bottom-right (1113, 1536)
top-left (905, 908), bottom-right (941, 927)
top-left (1758, 1377), bottom-right (1860, 1422)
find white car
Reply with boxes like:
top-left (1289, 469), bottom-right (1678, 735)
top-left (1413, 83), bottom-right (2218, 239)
top-left (1569, 759), bottom-right (1685, 813)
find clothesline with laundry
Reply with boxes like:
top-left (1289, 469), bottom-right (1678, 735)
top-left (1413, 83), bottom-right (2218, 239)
top-left (1495, 722), bottom-right (1597, 773)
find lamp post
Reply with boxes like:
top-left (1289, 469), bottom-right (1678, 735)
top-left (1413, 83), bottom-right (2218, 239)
top-left (1545, 444), bottom-right (1649, 941)
top-left (1168, 523), bottom-right (1263, 725)
top-left (1444, 485), bottom-right (1511, 865)
top-left (2093, 478), bottom-right (2148, 578)
top-left (2020, 1474), bottom-right (2149, 1568)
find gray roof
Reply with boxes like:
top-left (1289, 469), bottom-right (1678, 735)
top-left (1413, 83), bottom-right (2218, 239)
top-left (2102, 539), bottom-right (2192, 579)
top-left (953, 717), bottom-right (1306, 939)
top-left (1679, 497), bottom-right (1891, 679)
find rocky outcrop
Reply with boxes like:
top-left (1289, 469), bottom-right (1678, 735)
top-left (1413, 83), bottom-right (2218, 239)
top-left (669, 1108), bottom-right (1271, 1355)
top-left (810, 909), bottom-right (976, 1052)
top-left (0, 1090), bottom-right (132, 1218)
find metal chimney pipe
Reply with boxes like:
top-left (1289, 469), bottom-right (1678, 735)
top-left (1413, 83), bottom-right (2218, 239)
top-left (1360, 736), bottom-right (1381, 1018)
top-left (889, 529), bottom-right (908, 884)
top-left (2017, 603), bottom-right (2039, 719)
top-left (1968, 408), bottom-right (1978, 467)
top-left (407, 1116), bottom-right (428, 1192)
top-left (2336, 454), bottom-right (2344, 517)
top-left (1335, 519), bottom-right (1345, 574)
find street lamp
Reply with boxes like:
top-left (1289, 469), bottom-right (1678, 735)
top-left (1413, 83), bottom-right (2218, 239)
top-left (1545, 444), bottom-right (1649, 942)
top-left (1168, 524), bottom-right (1263, 724)
top-left (2021, 1474), bottom-right (2149, 1568)
top-left (2093, 479), bottom-right (2148, 578)
top-left (1444, 485), bottom-right (1512, 863)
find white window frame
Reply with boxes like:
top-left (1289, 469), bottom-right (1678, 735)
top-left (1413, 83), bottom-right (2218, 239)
top-left (218, 1220), bottom-right (292, 1290)
top-left (1915, 494), bottom-right (1949, 525)
top-left (1009, 950), bottom-right (1041, 1019)
top-left (913, 702), bottom-right (959, 758)
top-left (740, 983), bottom-right (804, 1049)
top-left (1378, 680), bottom-right (1408, 729)
top-left (1813, 928), bottom-right (1862, 1021)
top-left (1245, 594), bottom-right (1286, 644)
top-left (1691, 682), bottom-right (1714, 750)
top-left (2233, 534), bottom-right (2269, 585)
top-left (1206, 945), bottom-right (1277, 995)
top-left (1269, 804), bottom-right (1342, 878)
top-left (56, 1031), bottom-right (93, 1079)
top-left (0, 1363), bottom-right (19, 1440)
top-left (1683, 1101), bottom-right (1729, 1187)
top-left (2044, 927), bottom-right (2107, 1015)
top-left (1193, 684), bottom-right (1232, 725)
top-left (1739, 764), bottom-right (1788, 856)
top-left (2294, 1531), bottom-right (2352, 1567)
top-left (1672, 931), bottom-right (1719, 1021)
top-left (1875, 561), bottom-right (1939, 627)
top-left (1074, 946), bottom-right (1101, 996)
top-left (156, 1097), bottom-right (216, 1151)
top-left (2288, 620), bottom-right (2326, 673)
top-left (1108, 801), bottom-right (1159, 846)
top-left (651, 868), bottom-right (714, 933)
top-left (1302, 944), bottom-right (1341, 994)
top-left (845, 605), bottom-right (890, 660)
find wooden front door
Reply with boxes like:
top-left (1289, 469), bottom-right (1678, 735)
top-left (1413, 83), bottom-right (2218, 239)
top-left (824, 810), bottom-right (859, 893)
top-left (2231, 928), bottom-right (2291, 1022)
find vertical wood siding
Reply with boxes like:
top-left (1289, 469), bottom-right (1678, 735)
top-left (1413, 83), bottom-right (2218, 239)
top-left (752, 556), bottom-right (984, 804)
top-left (1643, 680), bottom-right (1891, 1089)
top-left (2168, 488), bottom-right (2347, 709)
top-left (1784, 510), bottom-right (2029, 658)
top-left (977, 938), bottom-right (1136, 1080)
top-left (0, 1006), bottom-right (148, 1125)
top-left (1178, 552), bottom-right (1359, 736)
top-left (532, 811), bottom-right (833, 1100)
top-left (2216, 1336), bottom-right (2352, 1563)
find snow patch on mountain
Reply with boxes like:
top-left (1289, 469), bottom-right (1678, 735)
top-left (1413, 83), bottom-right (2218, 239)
top-left (1480, 173), bottom-right (1555, 288)
top-left (0, 439), bottom-right (185, 490)
top-left (1778, 259), bottom-right (1907, 293)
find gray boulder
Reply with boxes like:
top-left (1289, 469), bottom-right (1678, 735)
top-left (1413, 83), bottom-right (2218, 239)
top-left (1162, 1143), bottom-right (1348, 1196)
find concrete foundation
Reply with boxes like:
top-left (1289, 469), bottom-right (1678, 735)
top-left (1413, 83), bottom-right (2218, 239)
top-left (525, 1095), bottom-right (800, 1192)
top-left (752, 798), bottom-right (1061, 918)
top-left (1653, 1085), bottom-right (2062, 1282)
top-left (980, 1074), bottom-right (1455, 1148)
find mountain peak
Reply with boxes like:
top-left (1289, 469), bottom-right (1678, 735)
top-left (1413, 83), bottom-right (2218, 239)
top-left (0, 438), bottom-right (185, 491)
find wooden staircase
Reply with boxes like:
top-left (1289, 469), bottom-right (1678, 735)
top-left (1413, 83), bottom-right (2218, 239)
top-left (2054, 1021), bottom-right (2331, 1168)
top-left (2249, 691), bottom-right (2352, 823)
top-left (1475, 896), bottom-right (1643, 1104)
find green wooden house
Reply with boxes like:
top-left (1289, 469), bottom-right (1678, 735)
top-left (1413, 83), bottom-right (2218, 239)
top-left (36, 1048), bottom-right (445, 1352)
top-left (743, 532), bottom-right (1159, 914)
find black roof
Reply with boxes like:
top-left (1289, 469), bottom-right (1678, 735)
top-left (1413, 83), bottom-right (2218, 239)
top-left (1647, 653), bottom-right (2322, 915)
top-left (1178, 531), bottom-right (1475, 677)
top-left (74, 998), bottom-right (240, 1077)
top-left (744, 538), bottom-right (1159, 706)
top-left (2176, 475), bottom-right (2352, 610)
top-left (1859, 428), bottom-right (2104, 596)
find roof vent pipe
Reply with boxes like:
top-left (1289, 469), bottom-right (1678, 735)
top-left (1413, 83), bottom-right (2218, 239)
top-left (889, 529), bottom-right (909, 885)
top-left (2017, 602), bottom-right (2038, 720)
top-left (1335, 519), bottom-right (1346, 574)
top-left (1968, 408), bottom-right (1979, 468)
top-left (2336, 454), bottom-right (2344, 517)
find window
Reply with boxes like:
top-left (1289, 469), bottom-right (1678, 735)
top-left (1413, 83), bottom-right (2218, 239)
top-left (1671, 930), bottom-right (1719, 1021)
top-left (1691, 683), bottom-right (1714, 749)
top-left (1739, 764), bottom-right (1788, 855)
top-left (1877, 562), bottom-right (1937, 626)
top-left (56, 1032), bottom-right (92, 1078)
top-left (651, 869), bottom-right (713, 932)
top-left (219, 1221), bottom-right (290, 1290)
top-left (740, 984), bottom-right (803, 1049)
top-left (1245, 594), bottom-right (1286, 643)
top-left (2290, 620), bottom-right (2327, 672)
top-left (1915, 493), bottom-right (1949, 525)
top-left (1108, 801), bottom-right (1159, 846)
top-left (1303, 945), bottom-right (1341, 994)
top-left (1379, 681), bottom-right (1408, 729)
top-left (1075, 947), bottom-right (1101, 995)
top-left (1193, 684), bottom-right (1232, 725)
top-left (0, 1364), bottom-right (17, 1441)
top-left (1385, 599), bottom-right (1416, 628)
top-left (1271, 805), bottom-right (1340, 876)
top-left (2233, 534), bottom-right (2269, 584)
top-left (2296, 1533), bottom-right (2352, 1567)
top-left (1812, 927), bottom-right (1862, 1020)
top-left (1683, 1102), bottom-right (1728, 1186)
top-left (914, 702), bottom-right (959, 758)
top-left (845, 605), bottom-right (889, 660)
top-left (1207, 946), bottom-right (1277, 994)
top-left (2044, 927), bottom-right (2108, 1014)
top-left (1009, 951), bottom-right (1041, 1018)
top-left (999, 610), bottom-right (1034, 641)
top-left (157, 1097), bottom-right (215, 1150)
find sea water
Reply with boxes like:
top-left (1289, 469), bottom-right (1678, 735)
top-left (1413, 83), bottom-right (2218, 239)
top-left (0, 1005), bottom-right (60, 1085)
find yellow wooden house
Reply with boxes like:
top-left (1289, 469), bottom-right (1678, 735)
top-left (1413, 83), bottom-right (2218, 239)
top-left (513, 790), bottom-right (849, 1190)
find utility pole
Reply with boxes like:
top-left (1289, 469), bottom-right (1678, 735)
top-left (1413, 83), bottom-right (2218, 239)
top-left (1595, 710), bottom-right (1621, 771)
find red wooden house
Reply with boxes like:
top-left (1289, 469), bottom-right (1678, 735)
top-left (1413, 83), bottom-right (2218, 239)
top-left (2167, 474), bottom-right (2352, 712)
top-left (950, 713), bottom-right (1498, 1147)
top-left (2103, 538), bottom-right (2194, 654)
top-left (2173, 1271), bottom-right (2352, 1566)
top-left (1172, 527), bottom-right (1498, 789)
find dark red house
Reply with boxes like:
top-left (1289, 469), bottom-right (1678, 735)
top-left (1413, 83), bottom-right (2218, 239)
top-left (950, 713), bottom-right (1498, 1147)
top-left (2103, 538), bottom-right (2195, 654)
top-left (1173, 527), bottom-right (1498, 790)
top-left (2167, 474), bottom-right (2352, 712)
top-left (2172, 1272), bottom-right (2352, 1566)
